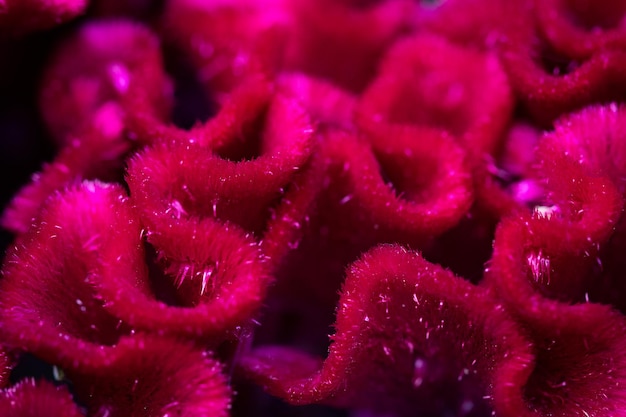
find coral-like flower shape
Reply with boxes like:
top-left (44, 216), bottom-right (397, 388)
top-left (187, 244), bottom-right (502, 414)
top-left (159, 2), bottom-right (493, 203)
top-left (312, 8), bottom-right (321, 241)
top-left (255, 126), bottom-right (473, 319)
top-left (318, 127), bottom-right (473, 244)
top-left (121, 56), bottom-right (273, 157)
top-left (241, 245), bottom-right (535, 417)
top-left (532, 104), bottom-right (626, 310)
top-left (7, 0), bottom-right (626, 415)
top-left (1, 179), bottom-right (262, 354)
top-left (488, 214), bottom-right (626, 416)
top-left (0, 181), bottom-right (233, 415)
top-left (95, 198), bottom-right (270, 339)
top-left (127, 92), bottom-right (313, 234)
top-left (0, 337), bottom-right (232, 417)
top-left (358, 33), bottom-right (513, 154)
top-left (117, 93), bottom-right (312, 338)
top-left (538, 104), bottom-right (626, 192)
top-left (500, 7), bottom-right (626, 125)
top-left (0, 182), bottom-right (134, 368)
top-left (357, 33), bottom-right (516, 219)
top-left (485, 104), bottom-right (626, 416)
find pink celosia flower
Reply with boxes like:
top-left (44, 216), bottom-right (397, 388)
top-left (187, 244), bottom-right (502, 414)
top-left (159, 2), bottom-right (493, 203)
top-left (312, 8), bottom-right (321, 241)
top-left (242, 245), bottom-right (535, 417)
top-left (1, 20), bottom-right (172, 233)
top-left (358, 33), bottom-right (513, 154)
top-left (5, 1), bottom-right (626, 416)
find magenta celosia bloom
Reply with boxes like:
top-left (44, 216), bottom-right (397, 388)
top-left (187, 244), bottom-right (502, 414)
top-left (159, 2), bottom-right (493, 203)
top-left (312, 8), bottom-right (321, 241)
top-left (5, 1), bottom-right (626, 416)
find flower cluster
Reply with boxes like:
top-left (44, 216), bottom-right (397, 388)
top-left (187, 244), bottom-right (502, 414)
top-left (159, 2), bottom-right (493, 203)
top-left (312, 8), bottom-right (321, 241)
top-left (2, 0), bottom-right (626, 416)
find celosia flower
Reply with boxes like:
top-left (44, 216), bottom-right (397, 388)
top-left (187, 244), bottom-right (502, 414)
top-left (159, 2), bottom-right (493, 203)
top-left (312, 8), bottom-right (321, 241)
top-left (488, 213), bottom-right (626, 416)
top-left (1, 20), bottom-right (172, 233)
top-left (485, 104), bottom-right (626, 416)
top-left (68, 334), bottom-right (231, 417)
top-left (1, 182), bottom-right (135, 368)
top-left (357, 33), bottom-right (513, 154)
top-left (532, 104), bottom-right (626, 311)
top-left (499, 2), bottom-right (626, 125)
top-left (0, 181), bottom-right (232, 415)
top-left (242, 245), bottom-right (535, 416)
top-left (5, 1), bottom-right (626, 416)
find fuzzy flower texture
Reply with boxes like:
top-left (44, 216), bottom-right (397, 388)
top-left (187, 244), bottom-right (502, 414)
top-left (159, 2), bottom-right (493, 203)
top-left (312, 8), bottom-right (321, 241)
top-left (5, 0), bottom-right (626, 416)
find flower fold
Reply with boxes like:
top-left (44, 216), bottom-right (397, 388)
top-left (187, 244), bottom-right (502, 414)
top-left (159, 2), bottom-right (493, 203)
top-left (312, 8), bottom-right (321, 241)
top-left (358, 33), bottom-right (513, 154)
top-left (0, 181), bottom-right (133, 369)
top-left (68, 334), bottom-right (231, 417)
top-left (241, 245), bottom-right (535, 417)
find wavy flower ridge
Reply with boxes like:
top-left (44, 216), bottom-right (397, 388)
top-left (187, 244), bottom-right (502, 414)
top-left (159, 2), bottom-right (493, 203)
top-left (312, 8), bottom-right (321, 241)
top-left (242, 245), bottom-right (535, 417)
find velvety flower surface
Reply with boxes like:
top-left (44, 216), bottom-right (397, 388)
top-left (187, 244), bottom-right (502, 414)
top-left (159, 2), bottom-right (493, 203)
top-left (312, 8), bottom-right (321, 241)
top-left (68, 334), bottom-right (231, 417)
top-left (276, 73), bottom-right (357, 130)
top-left (96, 187), bottom-right (270, 339)
top-left (0, 182), bottom-right (141, 368)
top-left (126, 92), bottom-right (313, 234)
top-left (499, 4), bottom-right (626, 125)
top-left (488, 215), bottom-right (626, 417)
top-left (486, 105), bottom-right (626, 416)
top-left (5, 1), bottom-right (626, 416)
top-left (0, 182), bottom-right (232, 415)
top-left (0, 380), bottom-right (85, 417)
top-left (241, 245), bottom-right (535, 417)
top-left (317, 127), bottom-right (474, 243)
top-left (357, 31), bottom-right (518, 229)
top-left (533, 105), bottom-right (626, 310)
